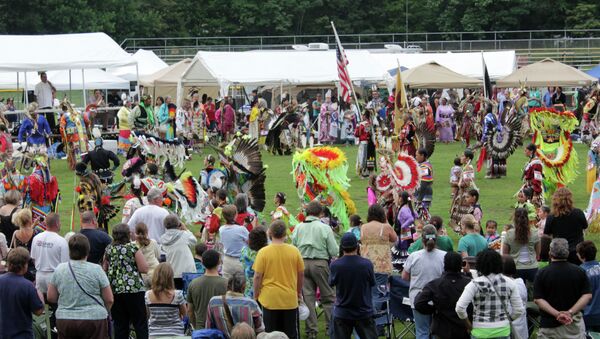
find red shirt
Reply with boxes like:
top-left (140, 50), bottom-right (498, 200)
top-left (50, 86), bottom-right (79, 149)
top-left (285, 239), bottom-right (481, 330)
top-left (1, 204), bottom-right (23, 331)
top-left (205, 102), bottom-right (216, 122)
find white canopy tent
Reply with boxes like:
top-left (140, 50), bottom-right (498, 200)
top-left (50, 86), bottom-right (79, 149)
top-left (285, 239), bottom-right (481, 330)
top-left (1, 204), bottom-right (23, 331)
top-left (496, 58), bottom-right (597, 87)
top-left (372, 50), bottom-right (517, 80)
top-left (108, 49), bottom-right (168, 81)
top-left (0, 69), bottom-right (130, 90)
top-left (0, 32), bottom-right (136, 106)
top-left (401, 61), bottom-right (481, 88)
top-left (178, 50), bottom-right (389, 100)
top-left (140, 58), bottom-right (219, 99)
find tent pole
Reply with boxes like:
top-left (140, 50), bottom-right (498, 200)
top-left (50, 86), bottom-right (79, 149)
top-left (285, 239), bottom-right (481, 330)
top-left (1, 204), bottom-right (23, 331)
top-left (135, 63), bottom-right (140, 100)
top-left (24, 71), bottom-right (29, 106)
top-left (82, 69), bottom-right (86, 107)
top-left (69, 70), bottom-right (72, 100)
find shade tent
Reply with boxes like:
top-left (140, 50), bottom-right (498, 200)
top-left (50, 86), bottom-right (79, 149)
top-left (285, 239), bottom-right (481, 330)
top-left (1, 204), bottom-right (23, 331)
top-left (140, 59), bottom-right (192, 87)
top-left (179, 50), bottom-right (389, 95)
top-left (108, 49), bottom-right (168, 81)
top-left (0, 69), bottom-right (130, 90)
top-left (372, 50), bottom-right (516, 80)
top-left (496, 58), bottom-right (597, 87)
top-left (587, 64), bottom-right (600, 79)
top-left (400, 62), bottom-right (481, 88)
top-left (0, 33), bottom-right (135, 72)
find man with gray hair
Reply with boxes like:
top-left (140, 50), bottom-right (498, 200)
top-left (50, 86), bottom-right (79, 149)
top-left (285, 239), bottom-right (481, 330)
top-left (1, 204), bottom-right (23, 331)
top-left (534, 238), bottom-right (592, 338)
top-left (127, 187), bottom-right (169, 243)
top-left (205, 272), bottom-right (265, 337)
top-left (79, 210), bottom-right (112, 265)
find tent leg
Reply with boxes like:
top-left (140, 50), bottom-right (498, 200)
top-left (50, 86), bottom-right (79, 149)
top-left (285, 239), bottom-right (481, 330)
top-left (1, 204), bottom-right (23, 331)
top-left (24, 71), bottom-right (29, 106)
top-left (82, 69), bottom-right (86, 107)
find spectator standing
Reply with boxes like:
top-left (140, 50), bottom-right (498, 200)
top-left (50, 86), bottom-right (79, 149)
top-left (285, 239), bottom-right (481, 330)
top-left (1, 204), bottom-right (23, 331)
top-left (10, 208), bottom-right (41, 281)
top-left (551, 87), bottom-right (567, 106)
top-left (254, 221), bottom-right (304, 339)
top-left (501, 255), bottom-right (529, 339)
top-left (188, 249), bottom-right (228, 329)
top-left (206, 272), bottom-right (265, 337)
top-left (0, 189), bottom-right (20, 243)
top-left (145, 263), bottom-right (187, 337)
top-left (240, 227), bottom-right (268, 298)
top-left (30, 213), bottom-right (68, 332)
top-left (79, 211), bottom-right (112, 265)
top-left (291, 201), bottom-right (337, 339)
top-left (160, 214), bottom-right (197, 290)
top-left (34, 72), bottom-right (57, 130)
top-left (47, 234), bottom-right (114, 339)
top-left (360, 204), bottom-right (397, 274)
top-left (135, 222), bottom-right (160, 285)
top-left (544, 188), bottom-right (588, 264)
top-left (127, 187), bottom-right (170, 243)
top-left (456, 249), bottom-right (524, 339)
top-left (502, 208), bottom-right (540, 284)
top-left (0, 247), bottom-right (44, 338)
top-left (235, 193), bottom-right (257, 231)
top-left (576, 241), bottom-right (600, 332)
top-left (329, 233), bottom-right (377, 339)
top-left (534, 238), bottom-right (591, 338)
top-left (103, 223), bottom-right (148, 339)
top-left (414, 251), bottom-right (471, 339)
top-left (457, 214), bottom-right (488, 257)
top-left (402, 225), bottom-right (446, 339)
top-left (219, 205), bottom-right (249, 280)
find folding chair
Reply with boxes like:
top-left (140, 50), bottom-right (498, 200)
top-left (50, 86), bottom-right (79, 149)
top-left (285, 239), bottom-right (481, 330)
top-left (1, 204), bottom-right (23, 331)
top-left (372, 273), bottom-right (393, 339)
top-left (389, 276), bottom-right (416, 338)
top-left (526, 301), bottom-right (540, 339)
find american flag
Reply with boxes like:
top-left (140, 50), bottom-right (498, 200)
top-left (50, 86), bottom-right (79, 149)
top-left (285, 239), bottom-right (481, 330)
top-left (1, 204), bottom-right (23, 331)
top-left (336, 42), bottom-right (352, 104)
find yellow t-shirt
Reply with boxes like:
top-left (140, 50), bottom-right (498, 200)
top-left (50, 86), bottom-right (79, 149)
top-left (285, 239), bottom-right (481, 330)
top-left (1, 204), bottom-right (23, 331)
top-left (253, 243), bottom-right (304, 310)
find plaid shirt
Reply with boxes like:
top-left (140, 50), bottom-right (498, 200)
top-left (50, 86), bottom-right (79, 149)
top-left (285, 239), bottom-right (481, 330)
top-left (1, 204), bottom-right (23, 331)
top-left (456, 274), bottom-right (524, 328)
top-left (205, 292), bottom-right (264, 337)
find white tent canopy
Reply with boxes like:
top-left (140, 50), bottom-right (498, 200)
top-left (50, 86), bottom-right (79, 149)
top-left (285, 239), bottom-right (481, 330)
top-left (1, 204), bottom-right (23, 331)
top-left (496, 58), bottom-right (597, 87)
top-left (180, 50), bottom-right (389, 92)
top-left (108, 49), bottom-right (168, 81)
top-left (0, 69), bottom-right (130, 90)
top-left (401, 61), bottom-right (481, 88)
top-left (0, 32), bottom-right (136, 72)
top-left (140, 59), bottom-right (192, 87)
top-left (372, 50), bottom-right (516, 80)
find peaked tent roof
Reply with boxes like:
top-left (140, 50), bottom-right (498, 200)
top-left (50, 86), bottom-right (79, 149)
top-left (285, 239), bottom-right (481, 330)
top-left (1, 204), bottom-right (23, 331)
top-left (496, 58), bottom-right (597, 87)
top-left (140, 59), bottom-right (192, 87)
top-left (400, 61), bottom-right (481, 88)
top-left (587, 64), bottom-right (600, 79)
top-left (108, 49), bottom-right (168, 81)
top-left (0, 32), bottom-right (135, 72)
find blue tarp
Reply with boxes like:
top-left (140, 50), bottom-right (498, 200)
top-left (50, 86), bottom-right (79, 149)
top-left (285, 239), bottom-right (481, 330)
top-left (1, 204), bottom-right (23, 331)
top-left (587, 64), bottom-right (600, 79)
top-left (387, 66), bottom-right (409, 76)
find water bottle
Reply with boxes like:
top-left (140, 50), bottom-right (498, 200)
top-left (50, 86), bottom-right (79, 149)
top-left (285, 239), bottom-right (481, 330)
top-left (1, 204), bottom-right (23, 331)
top-left (500, 230), bottom-right (507, 254)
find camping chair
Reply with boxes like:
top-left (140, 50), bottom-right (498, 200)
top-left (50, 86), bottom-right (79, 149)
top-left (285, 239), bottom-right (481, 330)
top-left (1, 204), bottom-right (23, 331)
top-left (372, 273), bottom-right (393, 339)
top-left (526, 301), bottom-right (540, 339)
top-left (389, 276), bottom-right (416, 338)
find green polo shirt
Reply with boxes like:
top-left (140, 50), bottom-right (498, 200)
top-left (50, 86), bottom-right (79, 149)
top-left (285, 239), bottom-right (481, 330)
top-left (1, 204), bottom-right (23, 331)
top-left (291, 216), bottom-right (338, 260)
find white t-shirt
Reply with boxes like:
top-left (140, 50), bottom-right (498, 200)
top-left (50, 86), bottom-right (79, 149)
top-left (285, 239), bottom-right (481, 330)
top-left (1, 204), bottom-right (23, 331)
top-left (127, 204), bottom-right (170, 244)
top-left (404, 248), bottom-right (446, 306)
top-left (34, 81), bottom-right (54, 108)
top-left (31, 231), bottom-right (69, 273)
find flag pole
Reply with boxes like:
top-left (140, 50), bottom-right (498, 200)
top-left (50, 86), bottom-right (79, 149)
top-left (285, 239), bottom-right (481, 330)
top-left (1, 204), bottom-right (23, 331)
top-left (481, 50), bottom-right (487, 99)
top-left (331, 21), bottom-right (361, 112)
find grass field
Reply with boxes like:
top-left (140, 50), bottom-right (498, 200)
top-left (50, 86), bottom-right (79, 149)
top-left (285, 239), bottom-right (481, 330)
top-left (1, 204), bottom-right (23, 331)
top-left (52, 142), bottom-right (597, 245)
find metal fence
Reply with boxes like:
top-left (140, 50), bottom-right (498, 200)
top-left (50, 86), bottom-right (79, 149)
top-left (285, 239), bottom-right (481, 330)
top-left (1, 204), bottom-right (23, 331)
top-left (120, 29), bottom-right (600, 69)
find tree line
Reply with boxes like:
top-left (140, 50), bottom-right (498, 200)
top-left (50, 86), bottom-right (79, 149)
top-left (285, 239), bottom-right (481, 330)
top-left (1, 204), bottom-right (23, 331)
top-left (0, 0), bottom-right (598, 43)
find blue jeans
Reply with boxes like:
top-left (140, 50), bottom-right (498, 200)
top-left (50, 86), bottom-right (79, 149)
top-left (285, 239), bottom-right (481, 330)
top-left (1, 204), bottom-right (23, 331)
top-left (412, 308), bottom-right (431, 339)
top-left (331, 317), bottom-right (377, 339)
top-left (516, 267), bottom-right (538, 284)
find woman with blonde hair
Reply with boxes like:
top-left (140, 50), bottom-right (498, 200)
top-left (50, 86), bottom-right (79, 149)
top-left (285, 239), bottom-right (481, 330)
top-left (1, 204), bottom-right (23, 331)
top-left (10, 208), bottom-right (40, 281)
top-left (135, 222), bottom-right (160, 285)
top-left (145, 262), bottom-right (186, 337)
top-left (544, 187), bottom-right (588, 264)
top-left (0, 189), bottom-right (21, 244)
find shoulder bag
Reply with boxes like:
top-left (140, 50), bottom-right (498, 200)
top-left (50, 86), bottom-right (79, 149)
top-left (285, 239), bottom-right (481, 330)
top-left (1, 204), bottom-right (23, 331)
top-left (221, 294), bottom-right (235, 333)
top-left (68, 261), bottom-right (112, 335)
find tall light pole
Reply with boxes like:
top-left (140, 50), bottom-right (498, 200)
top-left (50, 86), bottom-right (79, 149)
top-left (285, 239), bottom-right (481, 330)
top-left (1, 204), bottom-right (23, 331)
top-left (405, 0), bottom-right (408, 47)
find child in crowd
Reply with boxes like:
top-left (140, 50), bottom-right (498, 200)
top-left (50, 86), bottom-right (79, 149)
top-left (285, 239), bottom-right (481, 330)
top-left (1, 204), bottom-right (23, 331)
top-left (415, 148), bottom-right (434, 216)
top-left (514, 187), bottom-right (537, 226)
top-left (194, 242), bottom-right (207, 274)
top-left (537, 205), bottom-right (551, 262)
top-left (348, 214), bottom-right (362, 241)
top-left (450, 157), bottom-right (462, 198)
top-left (367, 174), bottom-right (378, 206)
top-left (537, 205), bottom-right (550, 236)
top-left (485, 220), bottom-right (500, 244)
top-left (271, 192), bottom-right (293, 228)
top-left (466, 189), bottom-right (482, 228)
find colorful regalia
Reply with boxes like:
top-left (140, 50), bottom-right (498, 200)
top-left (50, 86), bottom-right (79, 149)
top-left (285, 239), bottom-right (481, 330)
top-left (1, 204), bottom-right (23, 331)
top-left (398, 118), bottom-right (416, 157)
top-left (116, 104), bottom-right (132, 156)
top-left (585, 177), bottom-right (600, 234)
top-left (0, 159), bottom-right (25, 198)
top-left (477, 109), bottom-right (521, 179)
top-left (530, 108), bottom-right (579, 199)
top-left (522, 155), bottom-right (544, 207)
top-left (354, 113), bottom-right (377, 178)
top-left (22, 155), bottom-right (59, 231)
top-left (132, 132), bottom-right (187, 168)
top-left (75, 162), bottom-right (118, 231)
top-left (166, 172), bottom-right (209, 223)
top-left (59, 101), bottom-right (89, 170)
top-left (292, 146), bottom-right (356, 230)
top-left (457, 97), bottom-right (480, 147)
top-left (318, 92), bottom-right (337, 144)
top-left (587, 137), bottom-right (600, 193)
top-left (415, 160), bottom-right (433, 219)
top-left (449, 159), bottom-right (477, 232)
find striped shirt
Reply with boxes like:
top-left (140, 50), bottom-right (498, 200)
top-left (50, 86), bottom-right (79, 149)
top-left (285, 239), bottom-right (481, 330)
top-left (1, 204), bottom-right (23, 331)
top-left (206, 292), bottom-right (264, 337)
top-left (145, 290), bottom-right (185, 336)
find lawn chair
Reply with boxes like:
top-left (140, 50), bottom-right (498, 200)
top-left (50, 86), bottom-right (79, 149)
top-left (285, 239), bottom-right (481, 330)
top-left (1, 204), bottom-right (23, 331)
top-left (372, 273), bottom-right (393, 339)
top-left (389, 276), bottom-right (416, 338)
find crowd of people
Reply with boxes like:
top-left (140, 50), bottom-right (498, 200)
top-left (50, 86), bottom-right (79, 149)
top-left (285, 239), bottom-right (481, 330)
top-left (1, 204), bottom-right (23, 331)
top-left (0, 71), bottom-right (600, 339)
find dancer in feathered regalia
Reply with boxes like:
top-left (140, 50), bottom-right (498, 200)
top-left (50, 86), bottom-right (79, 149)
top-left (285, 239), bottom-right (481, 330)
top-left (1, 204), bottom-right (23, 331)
top-left (59, 100), bottom-right (89, 170)
top-left (449, 148), bottom-right (478, 232)
top-left (22, 154), bottom-right (58, 231)
top-left (166, 172), bottom-right (209, 224)
top-left (355, 109), bottom-right (377, 178)
top-left (522, 143), bottom-right (545, 208)
top-left (292, 146), bottom-right (356, 229)
top-left (587, 136), bottom-right (600, 194)
top-left (212, 136), bottom-right (266, 213)
top-left (75, 162), bottom-right (119, 231)
top-left (529, 108), bottom-right (579, 199)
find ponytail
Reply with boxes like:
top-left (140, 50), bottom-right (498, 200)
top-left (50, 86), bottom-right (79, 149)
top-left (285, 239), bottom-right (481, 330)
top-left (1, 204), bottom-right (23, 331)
top-left (135, 222), bottom-right (151, 247)
top-left (421, 224), bottom-right (437, 252)
top-left (425, 235), bottom-right (436, 252)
